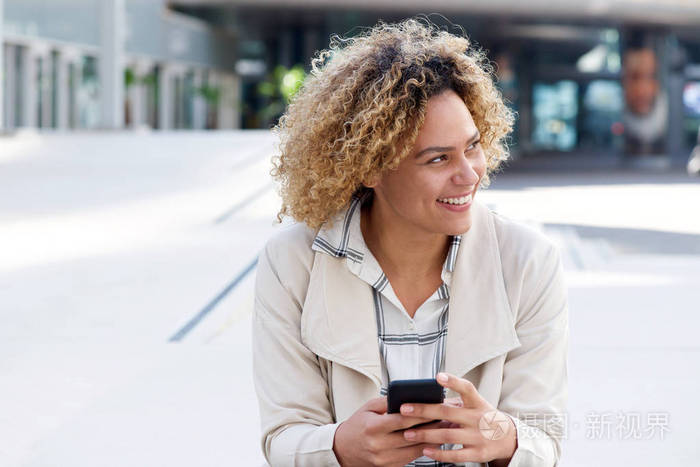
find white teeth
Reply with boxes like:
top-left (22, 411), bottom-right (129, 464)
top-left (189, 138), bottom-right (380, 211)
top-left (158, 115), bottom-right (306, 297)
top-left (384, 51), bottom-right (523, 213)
top-left (437, 194), bottom-right (472, 205)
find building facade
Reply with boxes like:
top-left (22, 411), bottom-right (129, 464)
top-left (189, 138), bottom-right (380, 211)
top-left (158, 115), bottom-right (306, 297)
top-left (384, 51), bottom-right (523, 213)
top-left (172, 0), bottom-right (700, 167)
top-left (0, 0), bottom-right (241, 131)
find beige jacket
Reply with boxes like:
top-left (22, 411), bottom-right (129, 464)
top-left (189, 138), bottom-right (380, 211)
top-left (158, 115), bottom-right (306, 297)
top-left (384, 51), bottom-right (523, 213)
top-left (252, 200), bottom-right (569, 467)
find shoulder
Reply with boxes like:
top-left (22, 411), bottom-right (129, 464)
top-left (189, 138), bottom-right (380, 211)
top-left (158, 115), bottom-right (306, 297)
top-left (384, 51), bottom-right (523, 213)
top-left (489, 208), bottom-right (560, 266)
top-left (260, 222), bottom-right (318, 276)
top-left (486, 208), bottom-right (565, 320)
top-left (254, 222), bottom-right (320, 314)
top-left (257, 222), bottom-right (318, 299)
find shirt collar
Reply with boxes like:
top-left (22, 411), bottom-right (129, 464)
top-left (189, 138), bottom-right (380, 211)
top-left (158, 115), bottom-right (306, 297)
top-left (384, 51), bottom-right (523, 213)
top-left (312, 188), bottom-right (462, 287)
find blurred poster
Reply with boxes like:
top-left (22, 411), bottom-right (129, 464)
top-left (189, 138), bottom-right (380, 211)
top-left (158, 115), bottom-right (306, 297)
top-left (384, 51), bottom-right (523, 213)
top-left (683, 82), bottom-right (700, 117)
top-left (621, 46), bottom-right (668, 155)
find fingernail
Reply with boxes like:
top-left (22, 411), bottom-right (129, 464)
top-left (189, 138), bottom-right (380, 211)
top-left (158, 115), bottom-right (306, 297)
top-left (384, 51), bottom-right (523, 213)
top-left (424, 448), bottom-right (435, 456)
top-left (437, 373), bottom-right (448, 383)
top-left (402, 404), bottom-right (413, 414)
top-left (404, 430), bottom-right (415, 439)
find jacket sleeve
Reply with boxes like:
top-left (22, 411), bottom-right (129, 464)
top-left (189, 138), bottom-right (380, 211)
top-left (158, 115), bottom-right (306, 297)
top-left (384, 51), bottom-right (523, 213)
top-left (496, 242), bottom-right (569, 467)
top-left (251, 238), bottom-right (342, 466)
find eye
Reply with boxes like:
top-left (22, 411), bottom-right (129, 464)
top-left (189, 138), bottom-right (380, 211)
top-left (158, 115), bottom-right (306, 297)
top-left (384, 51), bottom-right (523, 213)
top-left (428, 154), bottom-right (448, 164)
top-left (467, 140), bottom-right (481, 151)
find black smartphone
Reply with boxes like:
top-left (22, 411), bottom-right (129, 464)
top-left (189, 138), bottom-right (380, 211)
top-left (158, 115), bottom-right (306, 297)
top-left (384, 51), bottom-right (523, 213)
top-left (387, 378), bottom-right (445, 414)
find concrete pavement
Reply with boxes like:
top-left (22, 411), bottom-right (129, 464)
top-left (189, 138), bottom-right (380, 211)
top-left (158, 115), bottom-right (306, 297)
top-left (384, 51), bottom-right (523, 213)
top-left (1, 131), bottom-right (698, 466)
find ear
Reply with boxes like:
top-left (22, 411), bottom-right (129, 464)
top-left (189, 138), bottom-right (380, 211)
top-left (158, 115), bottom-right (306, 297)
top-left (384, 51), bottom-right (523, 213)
top-left (362, 174), bottom-right (381, 189)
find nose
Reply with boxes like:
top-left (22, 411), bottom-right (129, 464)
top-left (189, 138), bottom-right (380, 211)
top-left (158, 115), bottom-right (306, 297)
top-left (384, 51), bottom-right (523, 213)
top-left (451, 154), bottom-right (482, 186)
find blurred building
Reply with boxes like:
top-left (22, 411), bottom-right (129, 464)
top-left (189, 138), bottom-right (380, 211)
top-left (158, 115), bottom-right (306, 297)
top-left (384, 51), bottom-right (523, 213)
top-left (169, 0), bottom-right (700, 168)
top-left (3, 1), bottom-right (700, 169)
top-left (0, 0), bottom-right (240, 131)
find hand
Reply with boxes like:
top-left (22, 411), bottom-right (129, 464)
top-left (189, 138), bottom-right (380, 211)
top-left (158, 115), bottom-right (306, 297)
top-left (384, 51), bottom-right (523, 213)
top-left (399, 373), bottom-right (518, 464)
top-left (332, 396), bottom-right (446, 467)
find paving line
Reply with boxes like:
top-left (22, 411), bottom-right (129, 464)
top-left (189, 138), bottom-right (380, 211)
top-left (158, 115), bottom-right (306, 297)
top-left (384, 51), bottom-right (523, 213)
top-left (213, 182), bottom-right (274, 224)
top-left (168, 256), bottom-right (259, 342)
top-left (230, 148), bottom-right (274, 171)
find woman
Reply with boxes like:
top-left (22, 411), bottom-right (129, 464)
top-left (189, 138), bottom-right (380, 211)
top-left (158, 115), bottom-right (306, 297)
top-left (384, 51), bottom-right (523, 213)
top-left (252, 18), bottom-right (568, 467)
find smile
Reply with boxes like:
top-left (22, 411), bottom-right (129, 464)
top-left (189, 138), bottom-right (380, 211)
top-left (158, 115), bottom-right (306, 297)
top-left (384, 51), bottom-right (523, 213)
top-left (437, 193), bottom-right (472, 205)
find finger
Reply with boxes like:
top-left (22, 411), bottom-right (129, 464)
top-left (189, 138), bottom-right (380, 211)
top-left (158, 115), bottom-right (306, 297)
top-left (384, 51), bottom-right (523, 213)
top-left (364, 396), bottom-right (388, 414)
top-left (380, 413), bottom-right (437, 432)
top-left (380, 430), bottom-right (441, 450)
top-left (436, 373), bottom-right (483, 409)
top-left (401, 402), bottom-right (474, 426)
top-left (414, 419), bottom-right (450, 430)
top-left (378, 443), bottom-right (442, 466)
top-left (422, 445), bottom-right (490, 464)
top-left (378, 430), bottom-right (422, 449)
top-left (404, 427), bottom-right (481, 446)
top-left (436, 419), bottom-right (462, 429)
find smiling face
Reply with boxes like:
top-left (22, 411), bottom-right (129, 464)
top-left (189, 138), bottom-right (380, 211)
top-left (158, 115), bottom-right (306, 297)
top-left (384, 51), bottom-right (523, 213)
top-left (366, 88), bottom-right (486, 238)
top-left (623, 48), bottom-right (659, 116)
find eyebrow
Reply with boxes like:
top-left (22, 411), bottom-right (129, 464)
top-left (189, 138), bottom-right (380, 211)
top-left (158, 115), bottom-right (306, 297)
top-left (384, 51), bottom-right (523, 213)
top-left (414, 130), bottom-right (481, 158)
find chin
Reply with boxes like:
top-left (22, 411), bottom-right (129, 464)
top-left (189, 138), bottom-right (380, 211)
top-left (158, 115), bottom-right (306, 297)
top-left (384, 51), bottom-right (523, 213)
top-left (445, 214), bottom-right (473, 236)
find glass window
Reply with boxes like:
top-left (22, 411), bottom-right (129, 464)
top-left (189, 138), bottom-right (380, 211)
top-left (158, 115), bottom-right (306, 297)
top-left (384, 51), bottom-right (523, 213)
top-left (580, 80), bottom-right (624, 150)
top-left (520, 26), bottom-right (620, 72)
top-left (683, 81), bottom-right (700, 147)
top-left (78, 56), bottom-right (100, 129)
top-left (532, 80), bottom-right (578, 151)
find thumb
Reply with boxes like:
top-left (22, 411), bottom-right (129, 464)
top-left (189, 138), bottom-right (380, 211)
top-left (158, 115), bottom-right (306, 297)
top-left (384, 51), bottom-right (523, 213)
top-left (364, 396), bottom-right (388, 414)
top-left (444, 397), bottom-right (464, 408)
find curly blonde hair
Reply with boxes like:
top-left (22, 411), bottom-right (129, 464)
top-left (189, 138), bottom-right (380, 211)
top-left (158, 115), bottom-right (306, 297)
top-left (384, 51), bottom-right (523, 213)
top-left (271, 17), bottom-right (515, 230)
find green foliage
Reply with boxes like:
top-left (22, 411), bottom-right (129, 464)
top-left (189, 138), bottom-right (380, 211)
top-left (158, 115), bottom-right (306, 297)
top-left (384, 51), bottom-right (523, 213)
top-left (256, 64), bottom-right (307, 127)
top-left (141, 72), bottom-right (157, 87)
top-left (124, 67), bottom-right (136, 88)
top-left (257, 64), bottom-right (306, 103)
top-left (197, 85), bottom-right (221, 105)
top-left (124, 68), bottom-right (158, 89)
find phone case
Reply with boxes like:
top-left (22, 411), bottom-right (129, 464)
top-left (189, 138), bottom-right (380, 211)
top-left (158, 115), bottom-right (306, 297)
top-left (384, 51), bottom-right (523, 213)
top-left (387, 378), bottom-right (445, 414)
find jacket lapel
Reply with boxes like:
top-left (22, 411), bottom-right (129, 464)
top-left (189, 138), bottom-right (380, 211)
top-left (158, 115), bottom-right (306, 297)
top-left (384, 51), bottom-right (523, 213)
top-left (443, 201), bottom-right (521, 378)
top-left (300, 251), bottom-right (383, 388)
top-left (300, 200), bottom-right (520, 390)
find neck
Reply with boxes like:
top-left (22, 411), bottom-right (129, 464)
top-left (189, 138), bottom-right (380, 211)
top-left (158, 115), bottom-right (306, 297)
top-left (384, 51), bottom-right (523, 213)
top-left (360, 196), bottom-right (450, 280)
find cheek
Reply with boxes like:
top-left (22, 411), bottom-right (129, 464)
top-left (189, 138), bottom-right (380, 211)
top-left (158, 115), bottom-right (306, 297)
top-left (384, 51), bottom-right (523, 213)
top-left (476, 152), bottom-right (488, 178)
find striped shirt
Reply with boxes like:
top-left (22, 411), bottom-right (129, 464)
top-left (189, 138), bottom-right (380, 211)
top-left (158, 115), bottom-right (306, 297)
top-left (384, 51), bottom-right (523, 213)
top-left (312, 188), bottom-right (462, 467)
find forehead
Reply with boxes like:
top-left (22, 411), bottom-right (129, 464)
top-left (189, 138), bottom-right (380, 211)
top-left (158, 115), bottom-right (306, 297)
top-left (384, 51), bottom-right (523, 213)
top-left (624, 49), bottom-right (657, 72)
top-left (418, 90), bottom-right (477, 134)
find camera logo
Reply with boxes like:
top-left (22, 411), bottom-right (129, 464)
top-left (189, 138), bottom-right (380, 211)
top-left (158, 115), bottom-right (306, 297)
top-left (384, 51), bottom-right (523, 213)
top-left (479, 410), bottom-right (512, 440)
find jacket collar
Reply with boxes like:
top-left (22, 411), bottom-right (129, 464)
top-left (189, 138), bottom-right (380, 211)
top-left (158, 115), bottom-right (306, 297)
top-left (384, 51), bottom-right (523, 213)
top-left (300, 197), bottom-right (521, 389)
top-left (311, 188), bottom-right (460, 289)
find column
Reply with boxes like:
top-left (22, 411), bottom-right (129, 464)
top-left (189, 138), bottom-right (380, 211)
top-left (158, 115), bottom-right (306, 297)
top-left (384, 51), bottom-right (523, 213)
top-left (40, 51), bottom-right (52, 128)
top-left (57, 49), bottom-right (80, 129)
top-left (55, 50), bottom-right (73, 130)
top-left (99, 0), bottom-right (125, 129)
top-left (3, 44), bottom-right (15, 129)
top-left (207, 71), bottom-right (218, 129)
top-left (192, 69), bottom-right (206, 130)
top-left (0, 0), bottom-right (4, 130)
top-left (20, 45), bottom-right (37, 128)
top-left (68, 54), bottom-right (82, 128)
top-left (126, 63), bottom-right (138, 128)
top-left (131, 60), bottom-right (152, 128)
top-left (158, 64), bottom-right (171, 130)
top-left (217, 72), bottom-right (240, 130)
top-left (665, 34), bottom-right (687, 167)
